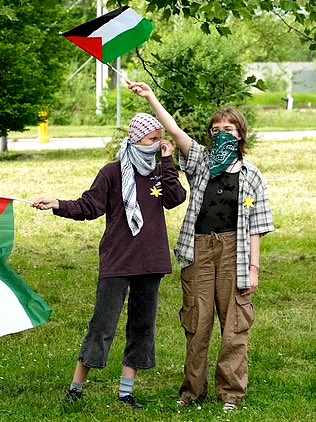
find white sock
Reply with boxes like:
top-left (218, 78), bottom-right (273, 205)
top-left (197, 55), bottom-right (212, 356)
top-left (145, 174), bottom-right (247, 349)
top-left (119, 376), bottom-right (135, 398)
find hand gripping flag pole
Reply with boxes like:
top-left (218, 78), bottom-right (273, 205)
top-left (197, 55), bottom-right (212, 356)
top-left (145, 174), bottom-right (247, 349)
top-left (60, 6), bottom-right (154, 84)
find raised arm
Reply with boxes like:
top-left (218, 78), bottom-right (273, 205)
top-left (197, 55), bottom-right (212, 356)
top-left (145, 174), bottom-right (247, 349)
top-left (129, 82), bottom-right (192, 157)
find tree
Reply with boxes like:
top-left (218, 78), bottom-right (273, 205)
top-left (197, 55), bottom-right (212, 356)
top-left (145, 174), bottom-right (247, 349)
top-left (232, 13), bottom-right (316, 63)
top-left (0, 1), bottom-right (77, 151)
top-left (142, 22), bottom-right (257, 145)
top-left (108, 0), bottom-right (316, 50)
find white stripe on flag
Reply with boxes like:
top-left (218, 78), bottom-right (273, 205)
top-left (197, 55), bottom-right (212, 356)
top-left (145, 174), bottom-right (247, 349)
top-left (89, 7), bottom-right (143, 45)
top-left (0, 279), bottom-right (33, 337)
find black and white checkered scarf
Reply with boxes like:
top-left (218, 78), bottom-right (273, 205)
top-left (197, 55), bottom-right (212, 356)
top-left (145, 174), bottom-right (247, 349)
top-left (117, 113), bottom-right (163, 236)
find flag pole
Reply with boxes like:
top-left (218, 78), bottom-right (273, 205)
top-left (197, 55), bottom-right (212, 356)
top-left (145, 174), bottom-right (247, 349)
top-left (0, 196), bottom-right (34, 205)
top-left (96, 0), bottom-right (109, 115)
top-left (116, 57), bottom-right (121, 128)
top-left (105, 62), bottom-right (131, 85)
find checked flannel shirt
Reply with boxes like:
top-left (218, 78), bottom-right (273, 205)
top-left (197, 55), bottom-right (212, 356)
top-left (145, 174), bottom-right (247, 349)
top-left (174, 140), bottom-right (274, 290)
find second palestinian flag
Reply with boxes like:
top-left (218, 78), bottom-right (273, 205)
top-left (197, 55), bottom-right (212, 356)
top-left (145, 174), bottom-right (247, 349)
top-left (0, 197), bottom-right (51, 338)
top-left (62, 6), bottom-right (154, 63)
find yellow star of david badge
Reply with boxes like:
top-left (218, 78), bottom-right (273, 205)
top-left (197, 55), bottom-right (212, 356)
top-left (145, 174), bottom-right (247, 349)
top-left (150, 186), bottom-right (163, 198)
top-left (243, 196), bottom-right (254, 208)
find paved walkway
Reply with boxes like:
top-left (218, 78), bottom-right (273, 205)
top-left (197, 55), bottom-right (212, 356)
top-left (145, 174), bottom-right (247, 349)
top-left (6, 131), bottom-right (316, 151)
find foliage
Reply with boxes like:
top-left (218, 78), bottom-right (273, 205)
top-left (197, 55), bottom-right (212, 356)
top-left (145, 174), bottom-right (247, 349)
top-left (0, 138), bottom-right (315, 421)
top-left (50, 62), bottom-right (101, 126)
top-left (132, 0), bottom-right (316, 50)
top-left (100, 86), bottom-right (152, 126)
top-left (0, 1), bottom-right (76, 137)
top-left (144, 24), bottom-right (257, 144)
top-left (232, 13), bottom-right (316, 62)
top-left (104, 127), bottom-right (128, 162)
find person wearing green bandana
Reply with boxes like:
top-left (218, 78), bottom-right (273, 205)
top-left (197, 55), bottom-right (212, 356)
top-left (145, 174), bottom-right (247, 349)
top-left (129, 82), bottom-right (274, 413)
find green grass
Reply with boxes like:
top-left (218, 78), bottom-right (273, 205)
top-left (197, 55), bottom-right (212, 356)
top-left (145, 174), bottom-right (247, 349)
top-left (0, 139), bottom-right (315, 421)
top-left (254, 108), bottom-right (316, 131)
top-left (9, 125), bottom-right (117, 140)
top-left (249, 92), bottom-right (316, 108)
top-left (8, 108), bottom-right (316, 141)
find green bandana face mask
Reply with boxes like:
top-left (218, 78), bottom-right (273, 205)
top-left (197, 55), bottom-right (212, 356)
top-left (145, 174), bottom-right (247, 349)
top-left (209, 131), bottom-right (238, 178)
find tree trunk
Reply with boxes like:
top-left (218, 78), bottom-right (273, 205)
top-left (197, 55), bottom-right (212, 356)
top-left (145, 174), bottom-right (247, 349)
top-left (0, 136), bottom-right (8, 152)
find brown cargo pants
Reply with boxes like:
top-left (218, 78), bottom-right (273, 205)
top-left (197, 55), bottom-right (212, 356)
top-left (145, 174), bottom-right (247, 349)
top-left (179, 232), bottom-right (254, 405)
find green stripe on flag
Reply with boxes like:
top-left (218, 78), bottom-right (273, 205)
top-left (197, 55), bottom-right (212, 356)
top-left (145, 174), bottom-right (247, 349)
top-left (0, 202), bottom-right (14, 263)
top-left (102, 18), bottom-right (154, 63)
top-left (0, 263), bottom-right (52, 328)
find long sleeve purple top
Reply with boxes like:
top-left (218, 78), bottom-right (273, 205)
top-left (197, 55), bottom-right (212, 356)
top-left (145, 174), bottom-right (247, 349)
top-left (54, 155), bottom-right (186, 279)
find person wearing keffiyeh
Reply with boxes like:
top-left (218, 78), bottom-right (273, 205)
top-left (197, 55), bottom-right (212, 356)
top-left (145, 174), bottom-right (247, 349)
top-left (118, 112), bottom-right (164, 236)
top-left (33, 112), bottom-right (186, 408)
top-left (130, 82), bottom-right (274, 413)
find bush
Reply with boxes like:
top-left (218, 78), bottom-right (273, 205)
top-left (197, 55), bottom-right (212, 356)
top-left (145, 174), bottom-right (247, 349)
top-left (49, 63), bottom-right (153, 126)
top-left (50, 64), bottom-right (105, 126)
top-left (104, 127), bottom-right (128, 162)
top-left (146, 22), bottom-right (256, 145)
top-left (100, 87), bottom-right (152, 126)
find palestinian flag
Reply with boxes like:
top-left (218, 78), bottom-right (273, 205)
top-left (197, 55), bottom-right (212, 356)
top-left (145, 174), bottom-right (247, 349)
top-left (61, 6), bottom-right (154, 63)
top-left (0, 197), bottom-right (51, 338)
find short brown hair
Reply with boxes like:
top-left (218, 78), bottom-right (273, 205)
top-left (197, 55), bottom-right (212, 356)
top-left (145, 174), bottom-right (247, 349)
top-left (207, 106), bottom-right (248, 157)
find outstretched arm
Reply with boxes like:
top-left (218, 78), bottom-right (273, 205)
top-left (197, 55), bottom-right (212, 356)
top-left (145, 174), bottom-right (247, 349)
top-left (129, 82), bottom-right (192, 157)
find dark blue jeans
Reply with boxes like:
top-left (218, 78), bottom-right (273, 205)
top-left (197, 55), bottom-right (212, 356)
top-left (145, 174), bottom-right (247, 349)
top-left (78, 275), bottom-right (161, 370)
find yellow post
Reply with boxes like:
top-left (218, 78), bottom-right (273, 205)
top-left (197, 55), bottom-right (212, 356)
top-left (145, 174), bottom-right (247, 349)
top-left (38, 111), bottom-right (49, 143)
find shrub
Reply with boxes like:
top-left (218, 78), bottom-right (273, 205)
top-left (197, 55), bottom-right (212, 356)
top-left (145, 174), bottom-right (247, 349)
top-left (100, 87), bottom-right (152, 126)
top-left (146, 22), bottom-right (256, 145)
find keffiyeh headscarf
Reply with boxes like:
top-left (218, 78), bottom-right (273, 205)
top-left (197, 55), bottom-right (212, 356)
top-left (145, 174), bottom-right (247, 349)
top-left (117, 113), bottom-right (163, 236)
top-left (209, 131), bottom-right (238, 178)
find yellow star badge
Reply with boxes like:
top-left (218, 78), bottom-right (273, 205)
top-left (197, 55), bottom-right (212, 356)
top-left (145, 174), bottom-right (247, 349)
top-left (243, 196), bottom-right (254, 208)
top-left (150, 186), bottom-right (163, 198)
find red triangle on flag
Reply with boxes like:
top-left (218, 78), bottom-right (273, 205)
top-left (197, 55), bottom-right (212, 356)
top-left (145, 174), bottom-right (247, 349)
top-left (0, 198), bottom-right (12, 216)
top-left (66, 36), bottom-right (103, 62)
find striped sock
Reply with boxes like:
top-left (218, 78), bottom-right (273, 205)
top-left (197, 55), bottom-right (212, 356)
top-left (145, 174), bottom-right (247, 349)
top-left (119, 376), bottom-right (135, 398)
top-left (70, 382), bottom-right (84, 393)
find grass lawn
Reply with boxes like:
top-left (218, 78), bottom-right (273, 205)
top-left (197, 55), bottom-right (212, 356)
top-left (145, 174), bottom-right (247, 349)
top-left (254, 108), bottom-right (316, 131)
top-left (9, 125), bottom-right (117, 140)
top-left (0, 139), bottom-right (315, 421)
top-left (8, 109), bottom-right (316, 140)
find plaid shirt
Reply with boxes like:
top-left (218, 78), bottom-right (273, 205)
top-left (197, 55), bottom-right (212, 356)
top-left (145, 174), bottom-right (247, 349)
top-left (174, 140), bottom-right (274, 289)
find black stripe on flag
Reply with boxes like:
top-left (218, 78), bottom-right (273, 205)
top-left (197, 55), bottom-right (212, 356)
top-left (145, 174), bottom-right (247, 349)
top-left (62, 5), bottom-right (129, 37)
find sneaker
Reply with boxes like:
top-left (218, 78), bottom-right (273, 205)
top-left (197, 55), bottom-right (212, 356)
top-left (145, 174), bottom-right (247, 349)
top-left (176, 398), bottom-right (191, 407)
top-left (65, 388), bottom-right (83, 403)
top-left (119, 394), bottom-right (143, 409)
top-left (223, 402), bottom-right (237, 412)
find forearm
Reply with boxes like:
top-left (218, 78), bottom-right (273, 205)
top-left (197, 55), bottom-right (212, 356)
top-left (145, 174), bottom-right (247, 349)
top-left (250, 234), bottom-right (260, 268)
top-left (161, 156), bottom-right (186, 209)
top-left (241, 234), bottom-right (260, 296)
top-left (147, 94), bottom-right (192, 156)
top-left (147, 94), bottom-right (180, 137)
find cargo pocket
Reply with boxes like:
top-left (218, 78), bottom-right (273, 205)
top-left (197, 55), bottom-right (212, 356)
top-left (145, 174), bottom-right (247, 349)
top-left (179, 295), bottom-right (197, 334)
top-left (234, 295), bottom-right (254, 333)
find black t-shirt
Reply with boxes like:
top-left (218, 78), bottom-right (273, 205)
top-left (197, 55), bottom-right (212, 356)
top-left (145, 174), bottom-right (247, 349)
top-left (195, 171), bottom-right (239, 234)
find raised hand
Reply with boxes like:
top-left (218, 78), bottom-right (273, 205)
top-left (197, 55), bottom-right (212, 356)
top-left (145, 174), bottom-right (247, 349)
top-left (128, 82), bottom-right (154, 99)
top-left (160, 140), bottom-right (174, 157)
